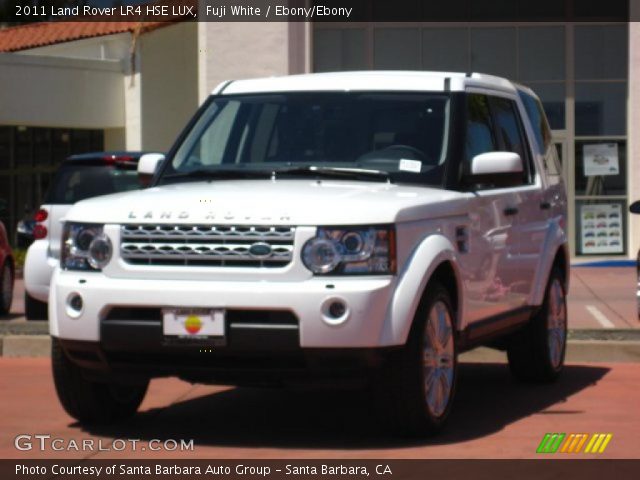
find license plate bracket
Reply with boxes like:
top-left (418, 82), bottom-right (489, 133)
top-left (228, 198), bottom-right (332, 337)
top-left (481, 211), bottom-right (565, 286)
top-left (162, 308), bottom-right (226, 344)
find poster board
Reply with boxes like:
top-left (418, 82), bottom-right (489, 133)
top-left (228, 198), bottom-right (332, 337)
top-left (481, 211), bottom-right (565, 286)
top-left (583, 143), bottom-right (619, 177)
top-left (580, 204), bottom-right (623, 254)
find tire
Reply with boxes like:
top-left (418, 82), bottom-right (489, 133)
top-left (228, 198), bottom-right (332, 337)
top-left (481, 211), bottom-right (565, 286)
top-left (376, 281), bottom-right (458, 436)
top-left (507, 267), bottom-right (567, 382)
top-left (51, 338), bottom-right (148, 424)
top-left (0, 261), bottom-right (14, 316)
top-left (25, 292), bottom-right (48, 321)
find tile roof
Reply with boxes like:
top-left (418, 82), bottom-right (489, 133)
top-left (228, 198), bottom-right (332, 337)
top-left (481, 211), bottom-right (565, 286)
top-left (0, 21), bottom-right (171, 52)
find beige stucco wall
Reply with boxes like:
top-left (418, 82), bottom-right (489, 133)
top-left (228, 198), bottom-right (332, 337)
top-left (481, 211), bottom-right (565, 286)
top-left (139, 22), bottom-right (199, 152)
top-left (198, 22), bottom-right (309, 102)
top-left (22, 33), bottom-right (131, 60)
top-left (0, 53), bottom-right (125, 129)
top-left (628, 19), bottom-right (640, 259)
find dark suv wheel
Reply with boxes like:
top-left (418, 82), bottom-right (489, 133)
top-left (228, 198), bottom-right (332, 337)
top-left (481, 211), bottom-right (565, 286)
top-left (507, 267), bottom-right (567, 382)
top-left (377, 281), bottom-right (458, 436)
top-left (25, 292), bottom-right (48, 321)
top-left (52, 338), bottom-right (148, 424)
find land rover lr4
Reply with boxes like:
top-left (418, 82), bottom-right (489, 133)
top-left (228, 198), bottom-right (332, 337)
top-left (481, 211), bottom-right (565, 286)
top-left (50, 72), bottom-right (569, 435)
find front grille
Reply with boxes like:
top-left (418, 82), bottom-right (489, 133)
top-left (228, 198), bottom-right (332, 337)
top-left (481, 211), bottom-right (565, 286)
top-left (120, 224), bottom-right (295, 267)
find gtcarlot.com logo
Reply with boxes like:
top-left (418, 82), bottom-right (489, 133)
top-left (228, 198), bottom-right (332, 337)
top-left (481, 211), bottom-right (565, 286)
top-left (536, 433), bottom-right (613, 454)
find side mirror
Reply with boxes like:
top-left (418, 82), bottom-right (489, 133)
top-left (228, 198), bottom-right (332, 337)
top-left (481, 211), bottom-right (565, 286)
top-left (0, 199), bottom-right (6, 212)
top-left (465, 152), bottom-right (523, 188)
top-left (630, 201), bottom-right (640, 214)
top-left (138, 153), bottom-right (165, 187)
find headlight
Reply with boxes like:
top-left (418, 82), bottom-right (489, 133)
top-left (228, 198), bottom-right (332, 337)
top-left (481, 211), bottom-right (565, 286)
top-left (302, 226), bottom-right (396, 275)
top-left (61, 223), bottom-right (112, 271)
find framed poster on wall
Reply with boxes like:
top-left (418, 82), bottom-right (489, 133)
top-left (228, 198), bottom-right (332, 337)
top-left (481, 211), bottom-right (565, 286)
top-left (580, 203), bottom-right (623, 254)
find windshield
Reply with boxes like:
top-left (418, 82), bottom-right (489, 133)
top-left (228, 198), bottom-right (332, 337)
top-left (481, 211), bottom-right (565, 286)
top-left (161, 92), bottom-right (451, 186)
top-left (44, 164), bottom-right (140, 205)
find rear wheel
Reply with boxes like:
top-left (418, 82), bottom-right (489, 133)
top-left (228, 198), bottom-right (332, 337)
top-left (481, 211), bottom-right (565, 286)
top-left (52, 338), bottom-right (148, 424)
top-left (0, 261), bottom-right (13, 315)
top-left (377, 282), bottom-right (457, 436)
top-left (507, 267), bottom-right (567, 382)
top-left (25, 292), bottom-right (48, 321)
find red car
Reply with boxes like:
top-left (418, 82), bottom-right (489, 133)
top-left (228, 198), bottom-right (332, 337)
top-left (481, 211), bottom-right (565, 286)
top-left (0, 199), bottom-right (15, 315)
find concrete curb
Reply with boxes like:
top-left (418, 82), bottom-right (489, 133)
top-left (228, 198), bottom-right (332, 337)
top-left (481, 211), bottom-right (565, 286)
top-left (1, 334), bottom-right (640, 363)
top-left (460, 340), bottom-right (640, 364)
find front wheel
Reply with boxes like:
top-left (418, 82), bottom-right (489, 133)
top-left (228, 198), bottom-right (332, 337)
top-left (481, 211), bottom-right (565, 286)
top-left (25, 292), bottom-right (48, 321)
top-left (0, 261), bottom-right (14, 315)
top-left (377, 282), bottom-right (458, 436)
top-left (507, 267), bottom-right (567, 382)
top-left (52, 338), bottom-right (148, 424)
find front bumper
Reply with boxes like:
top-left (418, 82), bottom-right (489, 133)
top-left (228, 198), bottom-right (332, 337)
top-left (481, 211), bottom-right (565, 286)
top-left (50, 269), bottom-right (396, 349)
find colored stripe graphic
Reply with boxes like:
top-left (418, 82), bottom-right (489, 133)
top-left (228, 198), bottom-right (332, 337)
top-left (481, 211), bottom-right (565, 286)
top-left (537, 433), bottom-right (565, 453)
top-left (538, 433), bottom-right (612, 454)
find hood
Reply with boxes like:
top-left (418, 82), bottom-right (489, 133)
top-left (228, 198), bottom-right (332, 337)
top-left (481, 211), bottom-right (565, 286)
top-left (65, 179), bottom-right (469, 225)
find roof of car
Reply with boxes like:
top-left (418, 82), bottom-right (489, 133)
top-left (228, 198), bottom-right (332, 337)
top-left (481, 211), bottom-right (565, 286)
top-left (66, 151), bottom-right (148, 162)
top-left (215, 71), bottom-right (518, 96)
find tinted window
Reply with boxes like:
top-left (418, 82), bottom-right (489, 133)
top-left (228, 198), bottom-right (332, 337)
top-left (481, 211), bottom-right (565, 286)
top-left (490, 96), bottom-right (532, 183)
top-left (168, 93), bottom-right (452, 187)
top-left (44, 164), bottom-right (139, 204)
top-left (518, 89), bottom-right (562, 180)
top-left (465, 94), bottom-right (497, 163)
top-left (518, 90), bottom-right (552, 152)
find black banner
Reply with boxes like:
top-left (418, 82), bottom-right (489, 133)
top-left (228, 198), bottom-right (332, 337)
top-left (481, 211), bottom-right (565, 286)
top-left (3, 460), bottom-right (640, 480)
top-left (0, 0), bottom-right (633, 24)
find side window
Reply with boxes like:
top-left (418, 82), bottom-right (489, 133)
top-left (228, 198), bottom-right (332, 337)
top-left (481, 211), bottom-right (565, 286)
top-left (518, 90), bottom-right (562, 181)
top-left (464, 94), bottom-right (497, 171)
top-left (490, 96), bottom-right (533, 185)
top-left (518, 90), bottom-right (551, 152)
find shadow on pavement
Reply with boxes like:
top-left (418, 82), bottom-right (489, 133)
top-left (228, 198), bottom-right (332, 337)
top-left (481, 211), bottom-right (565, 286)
top-left (78, 363), bottom-right (610, 449)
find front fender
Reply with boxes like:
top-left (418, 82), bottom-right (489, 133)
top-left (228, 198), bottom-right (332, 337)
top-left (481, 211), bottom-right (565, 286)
top-left (530, 219), bottom-right (569, 306)
top-left (382, 234), bottom-right (463, 346)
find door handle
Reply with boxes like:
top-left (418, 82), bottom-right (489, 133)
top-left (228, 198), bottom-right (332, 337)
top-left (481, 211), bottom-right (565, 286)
top-left (504, 207), bottom-right (519, 216)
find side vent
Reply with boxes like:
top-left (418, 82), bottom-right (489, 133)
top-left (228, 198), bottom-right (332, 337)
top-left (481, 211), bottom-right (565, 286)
top-left (455, 226), bottom-right (469, 253)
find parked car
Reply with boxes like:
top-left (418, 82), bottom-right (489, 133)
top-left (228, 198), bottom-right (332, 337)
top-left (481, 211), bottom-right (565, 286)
top-left (24, 152), bottom-right (158, 320)
top-left (629, 201), bottom-right (640, 319)
top-left (0, 199), bottom-right (15, 316)
top-left (15, 214), bottom-right (36, 249)
top-left (49, 72), bottom-right (568, 435)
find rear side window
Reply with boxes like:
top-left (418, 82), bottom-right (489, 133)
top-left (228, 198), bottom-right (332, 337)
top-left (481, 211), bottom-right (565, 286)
top-left (44, 164), bottom-right (139, 204)
top-left (518, 89), bottom-right (562, 180)
top-left (518, 90), bottom-right (552, 152)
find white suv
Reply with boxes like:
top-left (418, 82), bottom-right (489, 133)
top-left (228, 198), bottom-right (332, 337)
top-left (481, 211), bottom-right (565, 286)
top-left (49, 72), bottom-right (568, 435)
top-left (24, 152), bottom-right (146, 320)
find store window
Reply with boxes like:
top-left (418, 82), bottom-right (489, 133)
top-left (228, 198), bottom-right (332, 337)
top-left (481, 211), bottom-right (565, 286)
top-left (313, 20), bottom-right (629, 256)
top-left (313, 28), bottom-right (366, 72)
top-left (0, 126), bottom-right (104, 245)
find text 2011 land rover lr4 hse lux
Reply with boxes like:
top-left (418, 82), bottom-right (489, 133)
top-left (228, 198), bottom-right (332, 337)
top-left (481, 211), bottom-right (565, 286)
top-left (50, 72), bottom-right (568, 435)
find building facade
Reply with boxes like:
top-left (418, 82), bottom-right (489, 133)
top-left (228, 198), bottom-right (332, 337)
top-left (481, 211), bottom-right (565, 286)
top-left (0, 9), bottom-right (638, 262)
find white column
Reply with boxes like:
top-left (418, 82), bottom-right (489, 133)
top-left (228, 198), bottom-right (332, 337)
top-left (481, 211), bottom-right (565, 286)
top-left (628, 20), bottom-right (640, 259)
top-left (123, 34), bottom-right (142, 150)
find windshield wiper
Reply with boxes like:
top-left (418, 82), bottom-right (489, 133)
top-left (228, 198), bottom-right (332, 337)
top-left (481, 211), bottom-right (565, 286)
top-left (272, 166), bottom-right (391, 183)
top-left (161, 168), bottom-right (272, 182)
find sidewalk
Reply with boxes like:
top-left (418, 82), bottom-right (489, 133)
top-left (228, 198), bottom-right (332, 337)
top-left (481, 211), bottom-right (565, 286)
top-left (568, 266), bottom-right (638, 329)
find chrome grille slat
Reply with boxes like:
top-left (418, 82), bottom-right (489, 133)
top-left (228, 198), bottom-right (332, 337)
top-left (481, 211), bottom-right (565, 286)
top-left (120, 225), bottom-right (295, 268)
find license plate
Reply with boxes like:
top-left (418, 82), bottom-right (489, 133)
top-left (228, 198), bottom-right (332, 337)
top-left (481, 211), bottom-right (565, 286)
top-left (162, 308), bottom-right (225, 338)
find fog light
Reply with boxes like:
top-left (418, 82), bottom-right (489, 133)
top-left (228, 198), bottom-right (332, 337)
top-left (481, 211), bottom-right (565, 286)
top-left (68, 294), bottom-right (83, 312)
top-left (321, 297), bottom-right (350, 326)
top-left (328, 301), bottom-right (346, 319)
